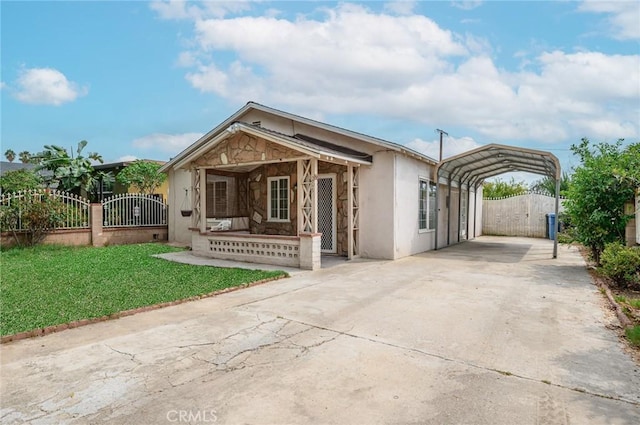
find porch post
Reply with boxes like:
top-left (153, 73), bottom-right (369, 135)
top-left (311, 158), bottom-right (318, 233)
top-left (347, 164), bottom-right (353, 259)
top-left (192, 167), bottom-right (202, 231)
top-left (297, 159), bottom-right (304, 235)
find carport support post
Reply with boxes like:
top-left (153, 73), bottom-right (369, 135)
top-left (473, 183), bottom-right (478, 239)
top-left (447, 174), bottom-right (452, 246)
top-left (457, 183), bottom-right (462, 243)
top-left (553, 177), bottom-right (560, 259)
top-left (466, 182), bottom-right (471, 240)
top-left (434, 177), bottom-right (440, 250)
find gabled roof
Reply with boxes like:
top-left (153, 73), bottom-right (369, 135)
top-left (436, 143), bottom-right (560, 186)
top-left (160, 101), bottom-right (436, 172)
top-left (168, 121), bottom-right (373, 170)
top-left (0, 161), bottom-right (36, 175)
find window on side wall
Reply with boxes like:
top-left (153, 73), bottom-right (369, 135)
top-left (419, 178), bottom-right (437, 231)
top-left (267, 176), bottom-right (289, 221)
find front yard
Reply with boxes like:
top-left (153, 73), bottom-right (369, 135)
top-left (0, 243), bottom-right (286, 336)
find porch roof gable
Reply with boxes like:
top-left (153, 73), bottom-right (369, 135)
top-left (170, 121), bottom-right (373, 170)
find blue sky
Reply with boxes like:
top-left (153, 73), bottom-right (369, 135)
top-left (2, 1), bottom-right (639, 182)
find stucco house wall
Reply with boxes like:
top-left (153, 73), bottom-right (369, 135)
top-left (392, 153), bottom-right (436, 258)
top-left (167, 168), bottom-right (192, 245)
top-left (359, 150), bottom-right (396, 259)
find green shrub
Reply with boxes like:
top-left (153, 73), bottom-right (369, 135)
top-left (0, 196), bottom-right (65, 247)
top-left (600, 242), bottom-right (640, 288)
top-left (556, 232), bottom-right (574, 245)
top-left (626, 326), bottom-right (640, 347)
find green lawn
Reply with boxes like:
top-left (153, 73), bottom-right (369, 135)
top-left (0, 243), bottom-right (286, 336)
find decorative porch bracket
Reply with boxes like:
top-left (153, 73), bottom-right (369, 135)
top-left (298, 158), bottom-right (318, 233)
top-left (192, 167), bottom-right (201, 229)
top-left (348, 165), bottom-right (360, 258)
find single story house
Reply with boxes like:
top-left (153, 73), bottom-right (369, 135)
top-left (93, 160), bottom-right (168, 202)
top-left (160, 102), bottom-right (482, 269)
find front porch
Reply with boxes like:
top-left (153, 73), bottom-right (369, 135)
top-left (181, 123), bottom-right (369, 270)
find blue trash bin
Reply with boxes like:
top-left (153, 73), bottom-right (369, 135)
top-left (547, 213), bottom-right (556, 240)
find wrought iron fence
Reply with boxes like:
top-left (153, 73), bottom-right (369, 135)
top-left (0, 189), bottom-right (90, 231)
top-left (102, 193), bottom-right (167, 227)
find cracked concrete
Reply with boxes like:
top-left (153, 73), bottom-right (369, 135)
top-left (2, 236), bottom-right (640, 424)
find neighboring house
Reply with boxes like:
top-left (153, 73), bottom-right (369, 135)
top-left (0, 161), bottom-right (53, 191)
top-left (93, 160), bottom-right (168, 201)
top-left (0, 161), bottom-right (37, 176)
top-left (161, 102), bottom-right (482, 270)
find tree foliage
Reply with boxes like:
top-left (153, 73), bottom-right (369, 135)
top-left (529, 172), bottom-right (572, 197)
top-left (18, 151), bottom-right (32, 163)
top-left (116, 160), bottom-right (166, 195)
top-left (4, 149), bottom-right (16, 163)
top-left (0, 195), bottom-right (65, 247)
top-left (564, 138), bottom-right (638, 264)
top-left (33, 140), bottom-right (105, 195)
top-left (482, 177), bottom-right (528, 199)
top-left (0, 169), bottom-right (42, 193)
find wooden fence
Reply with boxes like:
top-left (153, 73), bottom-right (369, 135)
top-left (482, 192), bottom-right (564, 238)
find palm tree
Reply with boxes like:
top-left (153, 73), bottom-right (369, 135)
top-left (530, 172), bottom-right (572, 197)
top-left (4, 149), bottom-right (16, 163)
top-left (18, 151), bottom-right (32, 163)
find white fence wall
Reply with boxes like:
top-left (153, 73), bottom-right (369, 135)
top-left (482, 193), bottom-right (564, 238)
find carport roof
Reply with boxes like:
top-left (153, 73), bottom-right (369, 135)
top-left (436, 143), bottom-right (561, 186)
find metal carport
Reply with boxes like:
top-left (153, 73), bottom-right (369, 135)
top-left (435, 144), bottom-right (562, 258)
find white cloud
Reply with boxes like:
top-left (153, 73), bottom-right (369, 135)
top-left (132, 132), bottom-right (204, 154)
top-left (486, 171), bottom-right (542, 186)
top-left (384, 1), bottom-right (417, 16)
top-left (175, 51), bottom-right (198, 67)
top-left (154, 2), bottom-right (639, 145)
top-left (451, 1), bottom-right (483, 11)
top-left (13, 67), bottom-right (87, 106)
top-left (406, 135), bottom-right (483, 160)
top-left (116, 155), bottom-right (139, 162)
top-left (579, 0), bottom-right (640, 40)
top-left (150, 0), bottom-right (252, 20)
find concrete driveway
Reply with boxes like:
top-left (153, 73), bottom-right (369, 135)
top-left (2, 236), bottom-right (639, 424)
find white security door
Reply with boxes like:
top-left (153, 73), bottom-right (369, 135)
top-left (460, 190), bottom-right (467, 240)
top-left (317, 174), bottom-right (337, 253)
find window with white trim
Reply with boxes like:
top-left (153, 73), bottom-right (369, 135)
top-left (268, 176), bottom-right (289, 221)
top-left (419, 178), bottom-right (437, 231)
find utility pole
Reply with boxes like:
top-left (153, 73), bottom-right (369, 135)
top-left (436, 129), bottom-right (448, 162)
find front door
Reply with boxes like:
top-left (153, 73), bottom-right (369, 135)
top-left (317, 174), bottom-right (337, 253)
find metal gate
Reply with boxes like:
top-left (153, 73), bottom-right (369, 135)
top-left (317, 174), bottom-right (337, 253)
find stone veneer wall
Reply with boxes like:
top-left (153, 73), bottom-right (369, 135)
top-left (318, 162), bottom-right (348, 256)
top-left (193, 133), bottom-right (302, 167)
top-left (248, 162), bottom-right (298, 236)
